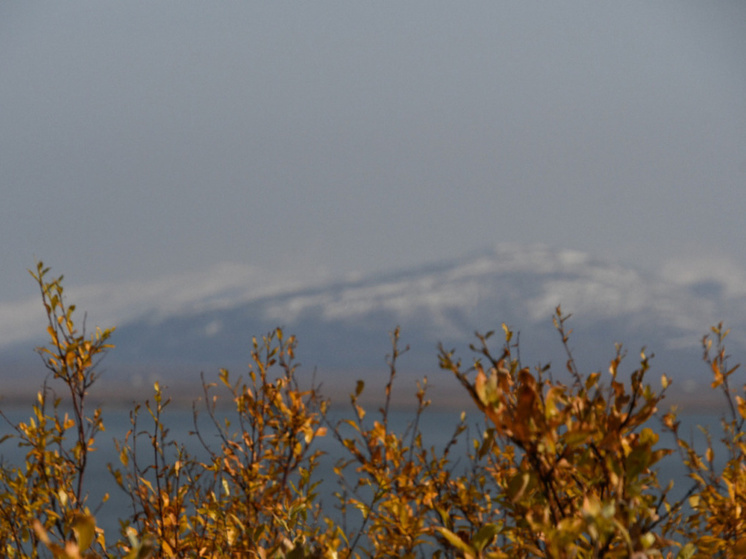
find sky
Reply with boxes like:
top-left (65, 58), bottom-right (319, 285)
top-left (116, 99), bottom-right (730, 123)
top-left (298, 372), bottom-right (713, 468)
top-left (2, 2), bottom-right (746, 318)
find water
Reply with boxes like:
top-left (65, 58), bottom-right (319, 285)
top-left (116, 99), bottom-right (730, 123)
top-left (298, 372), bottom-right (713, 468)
top-left (0, 403), bottom-right (734, 544)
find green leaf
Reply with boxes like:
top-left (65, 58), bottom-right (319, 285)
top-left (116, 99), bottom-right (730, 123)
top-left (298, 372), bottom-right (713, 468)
top-left (676, 543), bottom-right (697, 559)
top-left (473, 523), bottom-right (500, 551)
top-left (286, 544), bottom-right (306, 559)
top-left (507, 471), bottom-right (531, 504)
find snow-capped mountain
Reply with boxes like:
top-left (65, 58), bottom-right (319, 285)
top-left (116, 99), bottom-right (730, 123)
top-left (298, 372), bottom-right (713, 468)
top-left (3, 244), bottom-right (745, 406)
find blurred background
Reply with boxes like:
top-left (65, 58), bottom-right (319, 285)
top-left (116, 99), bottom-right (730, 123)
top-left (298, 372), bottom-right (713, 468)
top-left (2, 2), bottom-right (745, 405)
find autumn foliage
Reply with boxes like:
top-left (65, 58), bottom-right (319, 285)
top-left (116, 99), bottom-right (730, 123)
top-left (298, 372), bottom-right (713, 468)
top-left (0, 263), bottom-right (744, 558)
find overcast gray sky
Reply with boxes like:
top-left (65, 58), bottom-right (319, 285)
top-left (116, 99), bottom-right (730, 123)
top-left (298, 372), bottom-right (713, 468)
top-left (2, 2), bottom-right (746, 309)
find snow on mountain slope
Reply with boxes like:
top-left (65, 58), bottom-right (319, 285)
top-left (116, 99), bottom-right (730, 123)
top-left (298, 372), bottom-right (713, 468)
top-left (0, 261), bottom-right (329, 350)
top-left (3, 244), bottom-right (745, 404)
top-left (103, 245), bottom-right (746, 378)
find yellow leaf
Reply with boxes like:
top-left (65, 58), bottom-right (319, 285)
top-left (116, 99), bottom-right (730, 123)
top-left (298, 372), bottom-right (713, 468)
top-left (72, 513), bottom-right (96, 552)
top-left (475, 367), bottom-right (487, 403)
top-left (32, 519), bottom-right (51, 545)
top-left (737, 395), bottom-right (746, 420)
top-left (502, 323), bottom-right (513, 343)
top-left (734, 537), bottom-right (746, 556)
top-left (434, 527), bottom-right (477, 557)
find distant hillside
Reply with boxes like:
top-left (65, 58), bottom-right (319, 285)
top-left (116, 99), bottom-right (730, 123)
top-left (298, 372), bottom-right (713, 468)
top-left (2, 244), bottom-right (745, 408)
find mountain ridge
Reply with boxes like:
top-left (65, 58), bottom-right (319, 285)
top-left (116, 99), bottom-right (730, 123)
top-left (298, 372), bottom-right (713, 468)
top-left (2, 244), bottom-right (744, 407)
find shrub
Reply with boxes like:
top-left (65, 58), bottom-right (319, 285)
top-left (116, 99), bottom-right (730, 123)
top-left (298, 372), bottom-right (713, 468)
top-left (0, 263), bottom-right (743, 558)
top-left (0, 263), bottom-right (112, 558)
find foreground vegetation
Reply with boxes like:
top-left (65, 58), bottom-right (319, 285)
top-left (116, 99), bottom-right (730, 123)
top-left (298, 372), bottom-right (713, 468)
top-left (0, 263), bottom-right (744, 558)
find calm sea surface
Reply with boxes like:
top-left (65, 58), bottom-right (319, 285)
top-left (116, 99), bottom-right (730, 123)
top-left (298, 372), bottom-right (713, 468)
top-left (0, 405), bottom-right (731, 541)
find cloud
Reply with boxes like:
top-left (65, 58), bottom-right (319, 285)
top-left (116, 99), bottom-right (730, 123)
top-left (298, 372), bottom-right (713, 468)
top-left (660, 254), bottom-right (746, 299)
